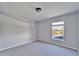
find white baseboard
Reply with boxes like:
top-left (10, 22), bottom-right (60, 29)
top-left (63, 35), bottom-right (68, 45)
top-left (0, 40), bottom-right (35, 52)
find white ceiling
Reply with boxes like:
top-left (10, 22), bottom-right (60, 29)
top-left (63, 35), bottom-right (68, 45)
top-left (0, 2), bottom-right (79, 21)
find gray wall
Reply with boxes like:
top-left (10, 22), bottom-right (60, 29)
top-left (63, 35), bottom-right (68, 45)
top-left (0, 13), bottom-right (36, 51)
top-left (77, 11), bottom-right (79, 55)
top-left (37, 12), bottom-right (78, 50)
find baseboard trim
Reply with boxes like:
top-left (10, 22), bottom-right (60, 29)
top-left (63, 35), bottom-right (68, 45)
top-left (36, 40), bottom-right (78, 51)
top-left (0, 40), bottom-right (35, 52)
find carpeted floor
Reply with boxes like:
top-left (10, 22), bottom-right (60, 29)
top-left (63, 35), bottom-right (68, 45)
top-left (0, 41), bottom-right (77, 56)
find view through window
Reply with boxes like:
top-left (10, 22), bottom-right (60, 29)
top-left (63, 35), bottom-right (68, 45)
top-left (52, 21), bottom-right (64, 41)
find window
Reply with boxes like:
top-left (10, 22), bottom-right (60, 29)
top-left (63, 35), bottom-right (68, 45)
top-left (52, 21), bottom-right (64, 41)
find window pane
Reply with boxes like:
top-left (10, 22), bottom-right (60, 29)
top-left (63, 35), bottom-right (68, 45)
top-left (52, 21), bottom-right (64, 41)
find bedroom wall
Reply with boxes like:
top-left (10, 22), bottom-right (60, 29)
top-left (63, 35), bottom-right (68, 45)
top-left (37, 12), bottom-right (78, 50)
top-left (77, 11), bottom-right (79, 55)
top-left (0, 12), bottom-right (36, 51)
